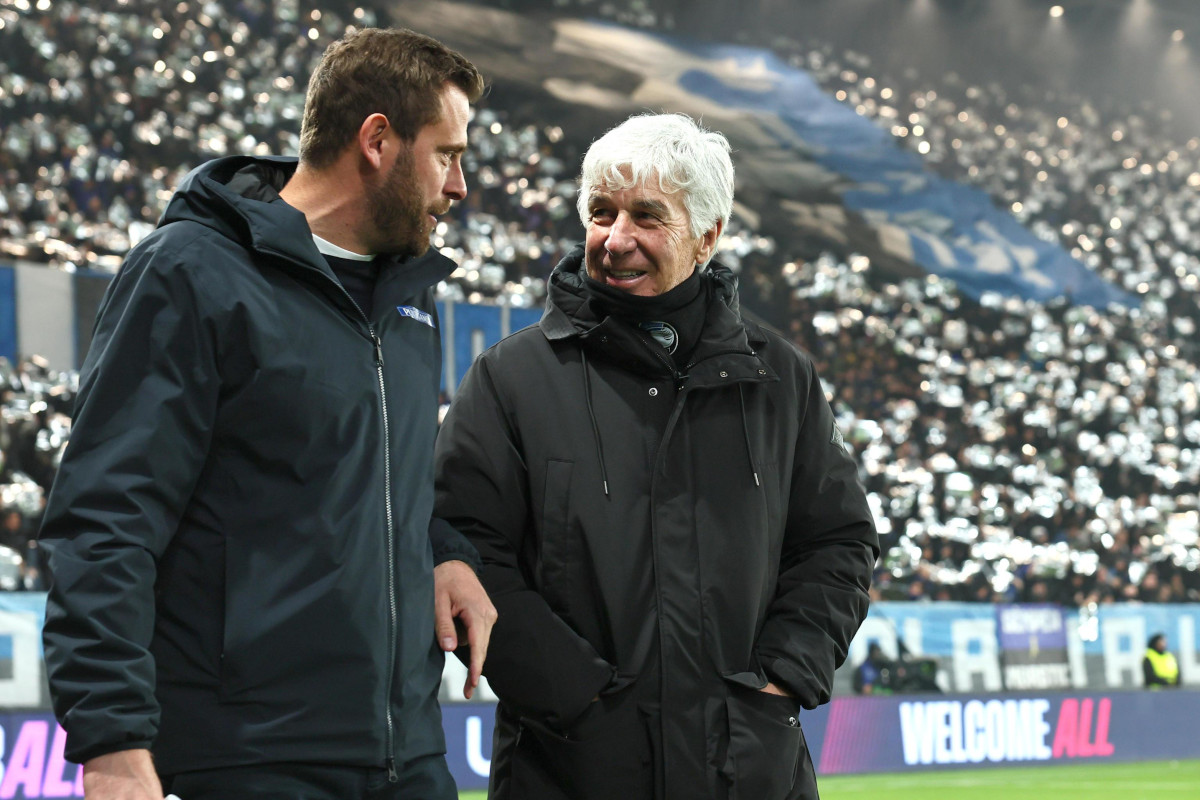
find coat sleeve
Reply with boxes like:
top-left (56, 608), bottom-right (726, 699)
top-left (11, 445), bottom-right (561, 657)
top-left (38, 239), bottom-right (222, 764)
top-left (427, 517), bottom-right (482, 570)
top-left (754, 355), bottom-right (879, 710)
top-left (434, 353), bottom-right (616, 728)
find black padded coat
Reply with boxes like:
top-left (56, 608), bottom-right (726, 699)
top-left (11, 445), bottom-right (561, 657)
top-left (435, 249), bottom-right (878, 800)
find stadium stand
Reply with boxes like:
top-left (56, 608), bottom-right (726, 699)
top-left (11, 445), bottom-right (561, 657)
top-left (0, 0), bottom-right (1197, 612)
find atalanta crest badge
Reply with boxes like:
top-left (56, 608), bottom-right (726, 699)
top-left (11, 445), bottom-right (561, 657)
top-left (638, 321), bottom-right (679, 354)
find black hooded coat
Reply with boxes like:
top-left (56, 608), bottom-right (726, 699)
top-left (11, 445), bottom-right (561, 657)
top-left (435, 249), bottom-right (879, 799)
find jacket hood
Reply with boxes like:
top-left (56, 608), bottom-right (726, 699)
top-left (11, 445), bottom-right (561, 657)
top-left (161, 155), bottom-right (321, 269)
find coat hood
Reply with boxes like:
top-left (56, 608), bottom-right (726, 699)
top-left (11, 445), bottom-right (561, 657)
top-left (162, 155), bottom-right (321, 269)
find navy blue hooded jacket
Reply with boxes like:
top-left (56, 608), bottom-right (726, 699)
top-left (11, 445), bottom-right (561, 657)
top-left (39, 155), bottom-right (476, 774)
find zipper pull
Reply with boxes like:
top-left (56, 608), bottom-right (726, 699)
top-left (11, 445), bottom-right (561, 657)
top-left (373, 333), bottom-right (385, 366)
top-left (387, 757), bottom-right (399, 783)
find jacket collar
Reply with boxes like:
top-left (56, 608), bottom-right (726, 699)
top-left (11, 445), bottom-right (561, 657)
top-left (540, 246), bottom-right (776, 386)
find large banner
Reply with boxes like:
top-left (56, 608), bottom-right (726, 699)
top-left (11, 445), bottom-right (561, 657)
top-left (0, 714), bottom-right (82, 798)
top-left (814, 689), bottom-right (1200, 775)
top-left (658, 34), bottom-right (1134, 307)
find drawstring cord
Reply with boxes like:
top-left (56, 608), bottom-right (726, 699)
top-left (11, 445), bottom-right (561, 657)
top-left (739, 384), bottom-right (761, 487)
top-left (581, 349), bottom-right (611, 498)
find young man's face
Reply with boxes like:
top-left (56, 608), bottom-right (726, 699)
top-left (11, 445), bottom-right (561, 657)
top-left (583, 172), bottom-right (719, 296)
top-left (369, 83), bottom-right (470, 258)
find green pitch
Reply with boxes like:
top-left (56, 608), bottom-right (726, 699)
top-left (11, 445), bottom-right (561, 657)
top-left (458, 759), bottom-right (1200, 799)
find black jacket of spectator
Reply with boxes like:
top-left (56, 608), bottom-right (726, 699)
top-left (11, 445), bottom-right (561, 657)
top-left (435, 249), bottom-right (878, 800)
top-left (38, 155), bottom-right (476, 772)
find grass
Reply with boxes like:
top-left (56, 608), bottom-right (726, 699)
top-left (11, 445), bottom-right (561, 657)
top-left (458, 759), bottom-right (1200, 799)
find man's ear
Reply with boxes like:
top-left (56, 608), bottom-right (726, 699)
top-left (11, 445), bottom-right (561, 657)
top-left (695, 218), bottom-right (725, 266)
top-left (357, 113), bottom-right (391, 170)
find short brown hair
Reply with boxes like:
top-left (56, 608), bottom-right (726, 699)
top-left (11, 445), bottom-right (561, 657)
top-left (298, 28), bottom-right (484, 169)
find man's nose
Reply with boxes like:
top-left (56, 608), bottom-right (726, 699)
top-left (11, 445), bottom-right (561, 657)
top-left (605, 212), bottom-right (637, 255)
top-left (444, 160), bottom-right (467, 201)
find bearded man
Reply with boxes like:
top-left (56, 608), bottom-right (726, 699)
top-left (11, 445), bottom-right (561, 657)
top-left (39, 28), bottom-right (496, 800)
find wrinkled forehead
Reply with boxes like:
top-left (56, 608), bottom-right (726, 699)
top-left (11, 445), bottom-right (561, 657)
top-left (590, 164), bottom-right (680, 193)
top-left (588, 167), bottom-right (685, 208)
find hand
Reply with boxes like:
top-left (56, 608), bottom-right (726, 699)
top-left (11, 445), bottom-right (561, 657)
top-left (760, 681), bottom-right (796, 698)
top-left (433, 560), bottom-right (498, 700)
top-left (82, 749), bottom-right (164, 800)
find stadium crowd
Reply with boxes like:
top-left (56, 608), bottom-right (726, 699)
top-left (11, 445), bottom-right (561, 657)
top-left (783, 37), bottom-right (1200, 335)
top-left (753, 34), bottom-right (1200, 604)
top-left (0, 0), bottom-right (1198, 605)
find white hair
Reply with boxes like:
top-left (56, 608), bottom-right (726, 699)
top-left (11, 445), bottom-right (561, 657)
top-left (576, 113), bottom-right (735, 241)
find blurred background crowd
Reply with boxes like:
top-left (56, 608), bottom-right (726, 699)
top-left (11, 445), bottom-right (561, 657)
top-left (0, 0), bottom-right (1197, 605)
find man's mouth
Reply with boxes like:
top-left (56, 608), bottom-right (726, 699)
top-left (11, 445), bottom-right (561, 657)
top-left (604, 263), bottom-right (652, 286)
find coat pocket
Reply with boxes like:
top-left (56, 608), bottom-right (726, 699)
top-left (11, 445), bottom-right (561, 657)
top-left (722, 685), bottom-right (804, 800)
top-left (511, 693), bottom-right (654, 800)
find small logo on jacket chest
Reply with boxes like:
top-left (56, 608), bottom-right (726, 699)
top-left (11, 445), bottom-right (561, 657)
top-left (396, 306), bottom-right (435, 328)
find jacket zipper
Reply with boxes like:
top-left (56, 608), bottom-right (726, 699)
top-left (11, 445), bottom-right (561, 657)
top-left (648, 386), bottom-right (691, 790)
top-left (372, 327), bottom-right (400, 784)
top-left (629, 330), bottom-right (689, 389)
top-left (304, 265), bottom-right (401, 783)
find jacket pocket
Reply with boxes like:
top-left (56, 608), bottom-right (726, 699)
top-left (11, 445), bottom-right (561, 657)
top-left (511, 691), bottom-right (654, 800)
top-left (721, 683), bottom-right (804, 800)
top-left (218, 535), bottom-right (276, 701)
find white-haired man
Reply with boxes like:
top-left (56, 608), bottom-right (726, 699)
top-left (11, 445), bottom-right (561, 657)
top-left (434, 113), bottom-right (878, 800)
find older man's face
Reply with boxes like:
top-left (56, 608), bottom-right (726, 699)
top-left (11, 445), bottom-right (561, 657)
top-left (583, 175), bottom-right (718, 296)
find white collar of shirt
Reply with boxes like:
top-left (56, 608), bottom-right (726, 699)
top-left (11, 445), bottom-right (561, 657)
top-left (312, 234), bottom-right (374, 261)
